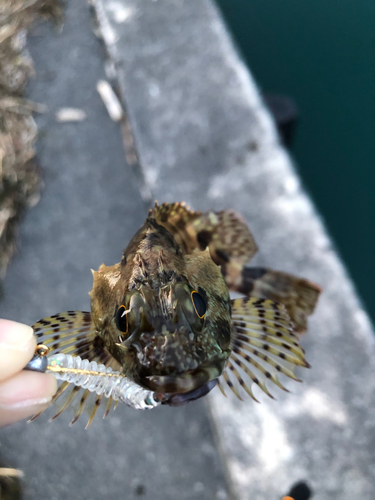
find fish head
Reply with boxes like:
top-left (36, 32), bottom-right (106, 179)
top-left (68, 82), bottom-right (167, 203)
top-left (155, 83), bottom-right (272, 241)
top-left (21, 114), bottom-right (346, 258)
top-left (90, 250), bottom-right (232, 401)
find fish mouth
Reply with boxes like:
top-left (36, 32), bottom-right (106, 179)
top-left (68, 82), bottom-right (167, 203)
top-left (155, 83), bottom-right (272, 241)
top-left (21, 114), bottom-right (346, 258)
top-left (159, 379), bottom-right (218, 407)
top-left (130, 329), bottom-right (226, 397)
top-left (139, 359), bottom-right (224, 396)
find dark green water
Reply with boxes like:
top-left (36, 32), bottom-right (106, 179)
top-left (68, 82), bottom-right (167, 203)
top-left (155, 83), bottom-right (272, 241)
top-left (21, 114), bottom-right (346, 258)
top-left (217, 0), bottom-right (375, 322)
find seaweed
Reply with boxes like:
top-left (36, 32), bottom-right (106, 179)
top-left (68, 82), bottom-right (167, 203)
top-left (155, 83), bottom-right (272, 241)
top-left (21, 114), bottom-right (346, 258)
top-left (0, 0), bottom-right (62, 281)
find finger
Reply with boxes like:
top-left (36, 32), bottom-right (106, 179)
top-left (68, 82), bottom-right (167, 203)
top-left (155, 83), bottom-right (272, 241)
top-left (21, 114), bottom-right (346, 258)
top-left (0, 371), bottom-right (57, 427)
top-left (0, 320), bottom-right (36, 382)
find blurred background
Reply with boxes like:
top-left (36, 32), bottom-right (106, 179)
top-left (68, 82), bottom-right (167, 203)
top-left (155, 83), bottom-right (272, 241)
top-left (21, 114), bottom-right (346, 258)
top-left (217, 0), bottom-right (375, 323)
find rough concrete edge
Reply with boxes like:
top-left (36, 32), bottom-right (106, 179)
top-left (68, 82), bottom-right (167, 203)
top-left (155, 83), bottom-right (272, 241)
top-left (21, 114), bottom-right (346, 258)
top-left (89, 0), bottom-right (154, 197)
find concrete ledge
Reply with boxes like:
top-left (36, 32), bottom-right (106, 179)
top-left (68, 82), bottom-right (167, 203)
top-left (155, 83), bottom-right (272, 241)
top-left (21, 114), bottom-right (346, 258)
top-left (94, 1), bottom-right (375, 498)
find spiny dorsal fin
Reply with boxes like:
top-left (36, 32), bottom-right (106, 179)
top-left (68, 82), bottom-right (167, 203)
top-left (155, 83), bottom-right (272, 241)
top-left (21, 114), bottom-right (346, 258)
top-left (149, 201), bottom-right (198, 222)
top-left (149, 201), bottom-right (201, 254)
top-left (189, 209), bottom-right (258, 263)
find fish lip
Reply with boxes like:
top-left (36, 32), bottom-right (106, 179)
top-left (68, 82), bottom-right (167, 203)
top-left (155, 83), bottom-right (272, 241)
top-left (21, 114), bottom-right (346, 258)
top-left (160, 379), bottom-right (218, 407)
top-left (141, 358), bottom-right (225, 395)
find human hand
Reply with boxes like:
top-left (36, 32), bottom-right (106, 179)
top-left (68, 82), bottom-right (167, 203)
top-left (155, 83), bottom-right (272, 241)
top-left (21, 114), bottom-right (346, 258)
top-left (0, 319), bottom-right (57, 427)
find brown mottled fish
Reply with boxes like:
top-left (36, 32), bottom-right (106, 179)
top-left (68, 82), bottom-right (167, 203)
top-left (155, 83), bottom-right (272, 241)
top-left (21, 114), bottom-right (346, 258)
top-left (32, 202), bottom-right (321, 425)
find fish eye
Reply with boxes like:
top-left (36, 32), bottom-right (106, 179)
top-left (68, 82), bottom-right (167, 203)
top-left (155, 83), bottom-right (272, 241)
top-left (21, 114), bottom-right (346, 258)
top-left (115, 305), bottom-right (129, 339)
top-left (191, 291), bottom-right (206, 319)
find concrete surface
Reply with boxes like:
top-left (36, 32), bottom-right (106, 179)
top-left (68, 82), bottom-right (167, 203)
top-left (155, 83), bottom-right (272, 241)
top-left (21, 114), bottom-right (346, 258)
top-left (0, 2), bottom-right (228, 500)
top-left (93, 0), bottom-right (375, 499)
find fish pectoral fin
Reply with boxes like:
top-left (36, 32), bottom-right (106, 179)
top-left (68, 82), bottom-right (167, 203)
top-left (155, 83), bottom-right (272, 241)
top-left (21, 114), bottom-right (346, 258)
top-left (232, 267), bottom-right (321, 334)
top-left (220, 297), bottom-right (310, 401)
top-left (32, 311), bottom-right (113, 364)
top-left (31, 311), bottom-right (122, 427)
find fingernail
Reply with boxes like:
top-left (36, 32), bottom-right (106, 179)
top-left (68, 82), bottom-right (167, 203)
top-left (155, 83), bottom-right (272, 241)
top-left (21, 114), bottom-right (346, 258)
top-left (0, 372), bottom-right (57, 409)
top-left (0, 320), bottom-right (34, 351)
top-left (0, 398), bottom-right (54, 427)
top-left (0, 396), bottom-right (52, 410)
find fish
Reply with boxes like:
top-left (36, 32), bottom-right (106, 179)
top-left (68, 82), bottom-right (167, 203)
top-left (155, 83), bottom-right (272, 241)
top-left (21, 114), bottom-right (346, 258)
top-left (31, 202), bottom-right (321, 426)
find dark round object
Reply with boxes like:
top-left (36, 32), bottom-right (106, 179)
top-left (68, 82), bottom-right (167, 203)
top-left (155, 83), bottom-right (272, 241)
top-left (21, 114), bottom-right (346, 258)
top-left (287, 481), bottom-right (312, 500)
top-left (191, 291), bottom-right (206, 318)
top-left (115, 305), bottom-right (128, 334)
top-left (162, 379), bottom-right (217, 406)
